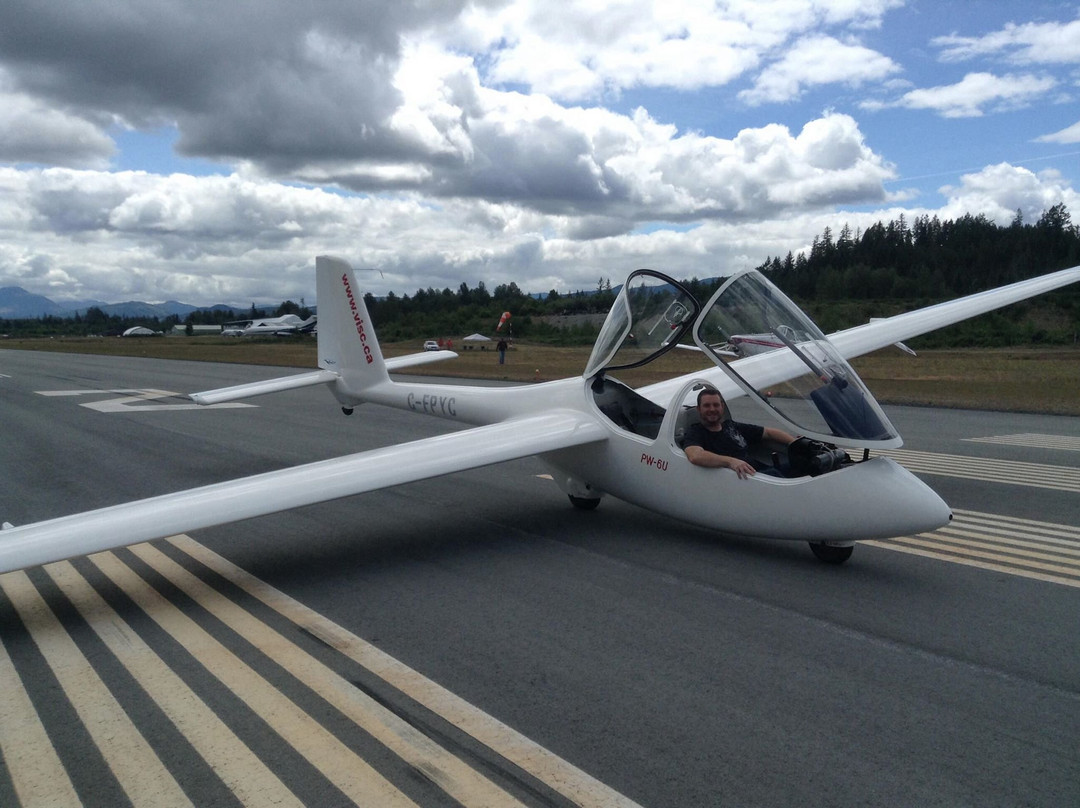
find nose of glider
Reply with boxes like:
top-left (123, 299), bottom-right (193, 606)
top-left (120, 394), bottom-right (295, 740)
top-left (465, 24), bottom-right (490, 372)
top-left (869, 457), bottom-right (953, 539)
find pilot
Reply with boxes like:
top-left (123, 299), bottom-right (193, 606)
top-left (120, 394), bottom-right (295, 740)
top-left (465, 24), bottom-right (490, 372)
top-left (682, 387), bottom-right (795, 479)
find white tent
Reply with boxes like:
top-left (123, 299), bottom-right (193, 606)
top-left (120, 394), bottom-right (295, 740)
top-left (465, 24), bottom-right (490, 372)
top-left (462, 332), bottom-right (491, 350)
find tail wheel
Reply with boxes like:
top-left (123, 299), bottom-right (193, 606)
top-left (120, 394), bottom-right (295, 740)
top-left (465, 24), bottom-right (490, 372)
top-left (568, 495), bottom-right (601, 511)
top-left (809, 542), bottom-right (854, 564)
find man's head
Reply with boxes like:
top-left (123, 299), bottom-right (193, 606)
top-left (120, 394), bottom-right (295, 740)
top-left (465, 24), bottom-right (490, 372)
top-left (696, 388), bottom-right (726, 428)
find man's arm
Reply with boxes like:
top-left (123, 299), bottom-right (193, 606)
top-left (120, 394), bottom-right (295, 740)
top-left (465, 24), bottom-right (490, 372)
top-left (683, 445), bottom-right (757, 479)
top-left (762, 427), bottom-right (796, 448)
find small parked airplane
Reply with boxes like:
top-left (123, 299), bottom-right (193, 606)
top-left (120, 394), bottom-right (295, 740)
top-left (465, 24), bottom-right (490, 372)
top-left (222, 313), bottom-right (318, 336)
top-left (2, 256), bottom-right (1078, 571)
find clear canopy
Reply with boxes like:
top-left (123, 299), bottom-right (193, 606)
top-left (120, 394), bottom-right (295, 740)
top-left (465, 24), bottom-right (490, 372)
top-left (584, 270), bottom-right (699, 378)
top-left (694, 270), bottom-right (901, 448)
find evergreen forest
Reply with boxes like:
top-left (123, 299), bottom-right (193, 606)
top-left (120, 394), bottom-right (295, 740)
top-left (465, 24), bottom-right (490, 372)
top-left (757, 204), bottom-right (1079, 347)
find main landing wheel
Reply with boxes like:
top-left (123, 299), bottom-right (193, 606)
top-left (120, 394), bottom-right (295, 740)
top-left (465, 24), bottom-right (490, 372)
top-left (809, 542), bottom-right (854, 564)
top-left (568, 495), bottom-right (601, 511)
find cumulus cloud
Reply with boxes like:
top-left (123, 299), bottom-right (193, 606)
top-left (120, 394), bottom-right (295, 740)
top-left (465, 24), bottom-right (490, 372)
top-left (449, 0), bottom-right (903, 101)
top-left (0, 73), bottom-right (114, 168)
top-left (0, 1), bottom-right (1077, 308)
top-left (0, 0), bottom-right (905, 189)
top-left (863, 72), bottom-right (1057, 118)
top-left (0, 117), bottom-right (891, 307)
top-left (739, 35), bottom-right (900, 105)
top-left (1036, 120), bottom-right (1080, 144)
top-left (1, 155), bottom-right (1074, 307)
top-left (933, 16), bottom-right (1080, 65)
top-left (0, 1), bottom-right (466, 171)
top-left (937, 163), bottom-right (1080, 225)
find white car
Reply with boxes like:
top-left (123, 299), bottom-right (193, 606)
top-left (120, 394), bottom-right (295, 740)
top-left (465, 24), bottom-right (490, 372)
top-left (423, 340), bottom-right (440, 351)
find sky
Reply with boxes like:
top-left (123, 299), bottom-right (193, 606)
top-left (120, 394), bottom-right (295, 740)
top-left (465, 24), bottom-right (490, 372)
top-left (1, 0), bottom-right (1079, 307)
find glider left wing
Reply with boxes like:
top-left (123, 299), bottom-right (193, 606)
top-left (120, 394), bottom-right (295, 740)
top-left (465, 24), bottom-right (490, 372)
top-left (828, 264), bottom-right (1080, 359)
top-left (0, 410), bottom-right (606, 574)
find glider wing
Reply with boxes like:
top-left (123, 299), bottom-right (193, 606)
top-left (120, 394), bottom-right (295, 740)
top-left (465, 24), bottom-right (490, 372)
top-left (0, 411), bottom-right (606, 573)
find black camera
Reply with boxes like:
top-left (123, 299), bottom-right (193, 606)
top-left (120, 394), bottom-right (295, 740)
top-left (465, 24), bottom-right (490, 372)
top-left (786, 437), bottom-right (851, 477)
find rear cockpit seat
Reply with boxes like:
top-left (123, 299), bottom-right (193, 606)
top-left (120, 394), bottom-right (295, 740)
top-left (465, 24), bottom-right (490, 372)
top-left (673, 406), bottom-right (700, 449)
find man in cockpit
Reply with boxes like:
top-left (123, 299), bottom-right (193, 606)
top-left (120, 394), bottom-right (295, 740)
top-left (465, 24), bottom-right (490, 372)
top-left (683, 387), bottom-right (795, 479)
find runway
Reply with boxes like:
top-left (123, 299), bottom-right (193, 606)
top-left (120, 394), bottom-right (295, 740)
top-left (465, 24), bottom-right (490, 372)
top-left (1, 350), bottom-right (1079, 806)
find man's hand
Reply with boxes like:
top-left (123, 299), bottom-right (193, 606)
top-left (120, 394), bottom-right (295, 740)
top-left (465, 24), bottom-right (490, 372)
top-left (686, 445), bottom-right (756, 479)
top-left (725, 457), bottom-right (756, 479)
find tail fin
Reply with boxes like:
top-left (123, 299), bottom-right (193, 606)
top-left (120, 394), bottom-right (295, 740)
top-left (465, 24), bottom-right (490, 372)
top-left (316, 255), bottom-right (390, 405)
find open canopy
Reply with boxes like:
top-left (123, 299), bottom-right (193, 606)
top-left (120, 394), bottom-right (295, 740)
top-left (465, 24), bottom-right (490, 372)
top-left (584, 270), bottom-right (699, 378)
top-left (585, 266), bottom-right (901, 448)
top-left (694, 269), bottom-right (901, 448)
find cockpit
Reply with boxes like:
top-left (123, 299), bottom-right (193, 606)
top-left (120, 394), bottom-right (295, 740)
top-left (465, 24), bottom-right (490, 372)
top-left (584, 272), bottom-right (697, 440)
top-left (585, 268), bottom-right (902, 451)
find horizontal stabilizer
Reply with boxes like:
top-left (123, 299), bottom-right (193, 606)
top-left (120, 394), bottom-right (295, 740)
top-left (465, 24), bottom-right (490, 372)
top-left (191, 370), bottom-right (339, 405)
top-left (386, 350), bottom-right (458, 371)
top-left (189, 351), bottom-right (457, 405)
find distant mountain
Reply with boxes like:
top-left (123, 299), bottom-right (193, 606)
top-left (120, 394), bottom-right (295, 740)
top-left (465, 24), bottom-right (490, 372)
top-left (63, 298), bottom-right (108, 311)
top-left (91, 301), bottom-right (195, 319)
top-left (162, 300), bottom-right (200, 317)
top-left (0, 287), bottom-right (69, 318)
top-left (0, 286), bottom-right (244, 319)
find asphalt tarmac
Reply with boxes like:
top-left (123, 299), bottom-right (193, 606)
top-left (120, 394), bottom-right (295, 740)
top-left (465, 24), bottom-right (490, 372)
top-left (1, 350), bottom-right (1078, 807)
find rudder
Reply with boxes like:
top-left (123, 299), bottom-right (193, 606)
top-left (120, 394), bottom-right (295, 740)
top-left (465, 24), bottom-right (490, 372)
top-left (316, 255), bottom-right (390, 405)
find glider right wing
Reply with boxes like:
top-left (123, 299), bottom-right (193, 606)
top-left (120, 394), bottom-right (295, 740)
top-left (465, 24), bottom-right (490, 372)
top-left (0, 411), bottom-right (607, 574)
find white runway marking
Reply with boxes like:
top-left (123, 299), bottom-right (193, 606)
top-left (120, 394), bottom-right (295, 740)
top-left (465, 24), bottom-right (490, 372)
top-left (129, 542), bottom-right (525, 808)
top-left (35, 388), bottom-right (254, 411)
top-left (45, 560), bottom-right (302, 807)
top-left (865, 510), bottom-right (1080, 588)
top-left (89, 550), bottom-right (417, 807)
top-left (962, 433), bottom-right (1080, 452)
top-left (878, 448), bottom-right (1080, 493)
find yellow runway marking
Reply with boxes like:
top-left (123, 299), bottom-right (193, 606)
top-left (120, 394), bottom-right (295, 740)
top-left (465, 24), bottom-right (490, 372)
top-left (0, 617), bottom-right (81, 808)
top-left (1, 537), bottom-right (642, 808)
top-left (129, 543), bottom-right (527, 808)
top-left (0, 570), bottom-right (194, 807)
top-left (44, 560), bottom-right (303, 808)
top-left (170, 533), bottom-right (645, 808)
top-left (865, 509), bottom-right (1080, 588)
top-left (90, 551), bottom-right (418, 808)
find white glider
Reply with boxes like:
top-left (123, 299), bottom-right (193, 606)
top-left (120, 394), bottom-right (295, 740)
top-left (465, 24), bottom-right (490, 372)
top-left (2, 257), bottom-right (1077, 569)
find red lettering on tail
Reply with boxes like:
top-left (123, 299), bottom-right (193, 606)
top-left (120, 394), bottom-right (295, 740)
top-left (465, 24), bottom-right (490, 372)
top-left (341, 272), bottom-right (374, 364)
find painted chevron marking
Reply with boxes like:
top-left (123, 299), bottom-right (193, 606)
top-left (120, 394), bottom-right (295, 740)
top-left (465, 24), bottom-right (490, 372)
top-left (865, 509), bottom-right (1080, 588)
top-left (962, 433), bottom-right (1080, 452)
top-left (877, 449), bottom-right (1080, 493)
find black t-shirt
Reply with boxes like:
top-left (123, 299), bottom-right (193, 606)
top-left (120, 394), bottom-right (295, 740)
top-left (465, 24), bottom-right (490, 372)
top-left (683, 420), bottom-right (765, 464)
